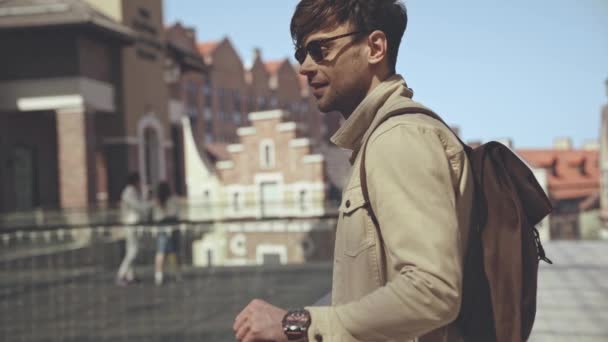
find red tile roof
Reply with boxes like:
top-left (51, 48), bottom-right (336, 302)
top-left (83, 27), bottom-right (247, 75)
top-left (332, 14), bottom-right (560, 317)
top-left (516, 149), bottom-right (599, 201)
top-left (205, 143), bottom-right (231, 162)
top-left (264, 60), bottom-right (285, 75)
top-left (197, 41), bottom-right (220, 57)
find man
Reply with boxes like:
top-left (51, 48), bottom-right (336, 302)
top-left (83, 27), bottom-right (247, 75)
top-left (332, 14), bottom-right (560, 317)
top-left (234, 1), bottom-right (474, 341)
top-left (116, 172), bottom-right (148, 286)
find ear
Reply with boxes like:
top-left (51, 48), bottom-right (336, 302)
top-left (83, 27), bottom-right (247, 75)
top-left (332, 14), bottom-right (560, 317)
top-left (367, 30), bottom-right (388, 66)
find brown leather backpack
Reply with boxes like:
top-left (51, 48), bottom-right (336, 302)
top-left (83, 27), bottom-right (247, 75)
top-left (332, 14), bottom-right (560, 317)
top-left (360, 105), bottom-right (553, 342)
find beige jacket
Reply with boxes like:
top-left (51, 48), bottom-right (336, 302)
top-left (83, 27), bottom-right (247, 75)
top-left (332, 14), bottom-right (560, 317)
top-left (306, 76), bottom-right (474, 342)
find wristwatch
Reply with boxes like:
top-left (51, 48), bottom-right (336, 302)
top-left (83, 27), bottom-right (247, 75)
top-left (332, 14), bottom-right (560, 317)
top-left (282, 308), bottom-right (311, 341)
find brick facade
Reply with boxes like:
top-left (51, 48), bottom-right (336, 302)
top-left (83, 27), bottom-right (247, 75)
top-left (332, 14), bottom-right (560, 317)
top-left (198, 38), bottom-right (248, 144)
top-left (56, 108), bottom-right (91, 209)
top-left (196, 38), bottom-right (331, 148)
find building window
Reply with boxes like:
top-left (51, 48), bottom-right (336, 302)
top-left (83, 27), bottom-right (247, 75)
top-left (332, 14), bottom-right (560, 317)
top-left (578, 159), bottom-right (587, 176)
top-left (299, 190), bottom-right (307, 211)
top-left (143, 127), bottom-right (161, 187)
top-left (249, 95), bottom-right (256, 114)
top-left (203, 79), bottom-right (212, 99)
top-left (185, 81), bottom-right (198, 119)
top-left (233, 192), bottom-right (240, 212)
top-left (203, 78), bottom-right (213, 119)
top-left (270, 93), bottom-right (278, 108)
top-left (12, 145), bottom-right (39, 210)
top-left (258, 96), bottom-right (266, 110)
top-left (217, 89), bottom-right (225, 122)
top-left (203, 190), bottom-right (211, 209)
top-left (204, 119), bottom-right (213, 141)
top-left (233, 90), bottom-right (242, 125)
top-left (259, 139), bottom-right (275, 169)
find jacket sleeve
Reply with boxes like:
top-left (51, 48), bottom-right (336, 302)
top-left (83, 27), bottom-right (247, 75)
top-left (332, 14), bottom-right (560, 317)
top-left (306, 124), bottom-right (466, 341)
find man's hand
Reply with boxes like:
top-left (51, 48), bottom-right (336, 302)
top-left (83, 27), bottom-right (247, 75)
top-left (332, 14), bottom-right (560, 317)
top-left (233, 299), bottom-right (288, 342)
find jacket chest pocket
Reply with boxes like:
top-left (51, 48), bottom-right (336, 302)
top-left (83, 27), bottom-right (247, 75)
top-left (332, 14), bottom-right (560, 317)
top-left (339, 186), bottom-right (376, 257)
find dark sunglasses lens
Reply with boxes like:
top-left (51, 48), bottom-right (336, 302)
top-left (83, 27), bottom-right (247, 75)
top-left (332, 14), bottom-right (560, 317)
top-left (295, 47), bottom-right (306, 64)
top-left (308, 42), bottom-right (324, 62)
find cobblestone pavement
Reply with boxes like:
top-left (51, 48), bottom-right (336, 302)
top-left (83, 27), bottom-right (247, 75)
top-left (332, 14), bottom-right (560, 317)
top-left (0, 241), bottom-right (606, 341)
top-left (0, 263), bottom-right (333, 342)
top-left (530, 242), bottom-right (608, 342)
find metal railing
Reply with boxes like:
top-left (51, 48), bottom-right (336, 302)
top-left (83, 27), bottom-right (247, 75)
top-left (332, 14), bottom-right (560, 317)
top-left (0, 214), bottom-right (336, 342)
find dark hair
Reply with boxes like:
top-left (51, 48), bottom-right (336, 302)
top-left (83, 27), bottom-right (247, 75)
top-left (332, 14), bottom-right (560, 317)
top-left (290, 0), bottom-right (407, 73)
top-left (157, 181), bottom-right (172, 207)
top-left (127, 172), bottom-right (140, 186)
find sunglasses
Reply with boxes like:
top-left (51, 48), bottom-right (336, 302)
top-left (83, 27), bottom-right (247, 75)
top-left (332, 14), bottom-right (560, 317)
top-left (294, 31), bottom-right (364, 65)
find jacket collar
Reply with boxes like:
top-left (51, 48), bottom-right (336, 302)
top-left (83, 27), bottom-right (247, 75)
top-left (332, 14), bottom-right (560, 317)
top-left (330, 74), bottom-right (414, 163)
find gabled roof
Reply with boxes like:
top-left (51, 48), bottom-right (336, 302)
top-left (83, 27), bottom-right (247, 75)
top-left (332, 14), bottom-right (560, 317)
top-left (197, 40), bottom-right (221, 58)
top-left (198, 38), bottom-right (243, 66)
top-left (205, 143), bottom-right (231, 162)
top-left (264, 60), bottom-right (285, 75)
top-left (166, 23), bottom-right (206, 72)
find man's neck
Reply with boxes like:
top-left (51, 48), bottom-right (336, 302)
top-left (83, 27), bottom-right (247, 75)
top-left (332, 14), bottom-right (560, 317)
top-left (342, 71), bottom-right (395, 119)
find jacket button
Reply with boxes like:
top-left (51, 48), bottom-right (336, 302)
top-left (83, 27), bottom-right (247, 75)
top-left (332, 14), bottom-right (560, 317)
top-left (345, 200), bottom-right (351, 208)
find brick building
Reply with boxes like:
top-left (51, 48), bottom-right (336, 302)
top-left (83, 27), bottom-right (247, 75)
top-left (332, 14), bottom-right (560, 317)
top-left (185, 109), bottom-right (327, 220)
top-left (0, 0), bottom-right (134, 217)
top-left (165, 22), bottom-right (207, 196)
top-left (185, 109), bottom-right (334, 266)
top-left (0, 0), bottom-right (182, 226)
top-left (197, 38), bottom-right (249, 144)
top-left (89, 0), bottom-right (174, 198)
top-left (195, 37), bottom-right (336, 148)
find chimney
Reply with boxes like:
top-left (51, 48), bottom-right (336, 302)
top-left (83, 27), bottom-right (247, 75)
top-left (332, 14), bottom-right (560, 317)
top-left (185, 28), bottom-right (195, 39)
top-left (582, 140), bottom-right (599, 150)
top-left (553, 137), bottom-right (572, 150)
top-left (253, 48), bottom-right (262, 61)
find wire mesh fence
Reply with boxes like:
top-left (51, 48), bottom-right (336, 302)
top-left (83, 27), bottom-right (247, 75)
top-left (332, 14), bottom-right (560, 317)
top-left (0, 216), bottom-right (335, 342)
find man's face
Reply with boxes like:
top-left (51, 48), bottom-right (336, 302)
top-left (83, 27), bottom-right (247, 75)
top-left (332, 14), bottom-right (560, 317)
top-left (298, 22), bottom-right (371, 115)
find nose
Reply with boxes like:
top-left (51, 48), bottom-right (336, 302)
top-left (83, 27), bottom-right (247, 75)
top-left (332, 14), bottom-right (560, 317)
top-left (298, 54), bottom-right (316, 79)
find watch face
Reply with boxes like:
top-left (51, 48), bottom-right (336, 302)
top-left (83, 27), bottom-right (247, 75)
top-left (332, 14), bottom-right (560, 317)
top-left (286, 311), bottom-right (310, 325)
top-left (283, 309), bottom-right (311, 340)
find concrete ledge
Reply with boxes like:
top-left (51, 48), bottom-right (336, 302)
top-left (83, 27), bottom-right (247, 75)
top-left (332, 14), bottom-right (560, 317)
top-left (237, 127), bottom-right (256, 136)
top-left (249, 110), bottom-right (286, 121)
top-left (302, 154), bottom-right (324, 163)
top-left (216, 161), bottom-right (234, 170)
top-left (277, 122), bottom-right (297, 132)
top-left (227, 144), bottom-right (244, 153)
top-left (289, 138), bottom-right (311, 148)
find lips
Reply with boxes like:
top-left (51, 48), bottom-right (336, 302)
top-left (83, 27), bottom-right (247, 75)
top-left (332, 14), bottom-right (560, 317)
top-left (310, 82), bottom-right (328, 98)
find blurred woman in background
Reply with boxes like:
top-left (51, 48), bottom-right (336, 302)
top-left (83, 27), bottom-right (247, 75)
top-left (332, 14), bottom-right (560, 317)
top-left (153, 181), bottom-right (181, 285)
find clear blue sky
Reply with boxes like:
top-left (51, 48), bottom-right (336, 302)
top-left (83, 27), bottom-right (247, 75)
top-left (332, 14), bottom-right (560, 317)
top-left (165, 0), bottom-right (608, 149)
